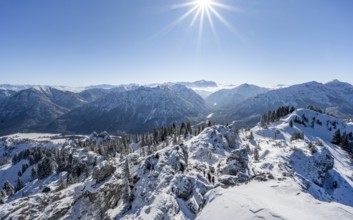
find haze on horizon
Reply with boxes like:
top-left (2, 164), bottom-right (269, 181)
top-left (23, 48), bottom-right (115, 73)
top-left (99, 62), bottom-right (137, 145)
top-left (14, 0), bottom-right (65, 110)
top-left (0, 0), bottom-right (352, 87)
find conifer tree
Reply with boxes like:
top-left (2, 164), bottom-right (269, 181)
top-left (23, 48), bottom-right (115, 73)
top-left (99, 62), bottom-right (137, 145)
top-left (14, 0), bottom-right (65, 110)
top-left (123, 158), bottom-right (132, 205)
top-left (15, 175), bottom-right (25, 192)
top-left (332, 129), bottom-right (341, 145)
top-left (31, 167), bottom-right (37, 180)
top-left (3, 180), bottom-right (15, 196)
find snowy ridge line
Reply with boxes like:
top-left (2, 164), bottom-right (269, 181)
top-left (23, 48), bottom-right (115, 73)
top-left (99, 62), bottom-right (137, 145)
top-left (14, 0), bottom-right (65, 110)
top-left (1, 108), bottom-right (353, 219)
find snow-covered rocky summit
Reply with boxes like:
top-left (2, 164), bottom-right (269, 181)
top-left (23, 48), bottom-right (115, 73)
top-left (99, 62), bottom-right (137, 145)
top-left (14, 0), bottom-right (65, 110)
top-left (1, 108), bottom-right (353, 219)
top-left (199, 108), bottom-right (353, 219)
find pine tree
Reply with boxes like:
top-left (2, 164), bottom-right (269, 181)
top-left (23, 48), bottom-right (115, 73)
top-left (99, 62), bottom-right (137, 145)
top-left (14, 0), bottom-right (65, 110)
top-left (31, 167), bottom-right (37, 180)
top-left (123, 158), bottom-right (132, 205)
top-left (186, 122), bottom-right (192, 135)
top-left (340, 132), bottom-right (349, 151)
top-left (93, 156), bottom-right (98, 167)
top-left (332, 129), bottom-right (341, 145)
top-left (3, 180), bottom-right (15, 196)
top-left (248, 132), bottom-right (254, 140)
top-left (207, 120), bottom-right (212, 127)
top-left (15, 175), bottom-right (25, 192)
top-left (0, 189), bottom-right (5, 204)
top-left (37, 157), bottom-right (53, 179)
top-left (254, 147), bottom-right (259, 161)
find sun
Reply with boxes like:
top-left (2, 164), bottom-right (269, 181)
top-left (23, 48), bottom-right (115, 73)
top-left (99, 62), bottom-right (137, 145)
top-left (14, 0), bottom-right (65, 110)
top-left (197, 0), bottom-right (213, 9)
top-left (165, 0), bottom-right (238, 44)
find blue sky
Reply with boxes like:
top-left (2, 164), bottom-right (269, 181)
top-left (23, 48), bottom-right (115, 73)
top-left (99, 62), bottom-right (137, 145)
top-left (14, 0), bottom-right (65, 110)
top-left (0, 0), bottom-right (352, 87)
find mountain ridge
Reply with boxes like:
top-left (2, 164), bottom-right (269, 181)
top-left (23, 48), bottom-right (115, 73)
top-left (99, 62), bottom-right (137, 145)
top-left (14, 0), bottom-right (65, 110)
top-left (1, 108), bottom-right (353, 219)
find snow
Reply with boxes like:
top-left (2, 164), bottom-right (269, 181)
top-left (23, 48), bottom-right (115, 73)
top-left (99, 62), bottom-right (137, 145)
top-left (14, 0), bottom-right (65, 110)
top-left (3, 133), bottom-right (64, 142)
top-left (1, 108), bottom-right (353, 219)
top-left (199, 179), bottom-right (353, 220)
top-left (206, 113), bottom-right (214, 119)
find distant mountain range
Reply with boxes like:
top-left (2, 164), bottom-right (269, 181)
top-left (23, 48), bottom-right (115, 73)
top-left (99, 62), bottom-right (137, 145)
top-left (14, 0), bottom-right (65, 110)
top-left (205, 83), bottom-right (269, 109)
top-left (1, 80), bottom-right (353, 135)
top-left (47, 84), bottom-right (210, 134)
top-left (208, 80), bottom-right (353, 127)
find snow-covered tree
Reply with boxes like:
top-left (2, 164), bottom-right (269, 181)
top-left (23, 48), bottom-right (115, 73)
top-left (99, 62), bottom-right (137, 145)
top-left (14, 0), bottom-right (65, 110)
top-left (3, 181), bottom-right (15, 196)
top-left (123, 158), bottom-right (132, 205)
top-left (37, 157), bottom-right (54, 179)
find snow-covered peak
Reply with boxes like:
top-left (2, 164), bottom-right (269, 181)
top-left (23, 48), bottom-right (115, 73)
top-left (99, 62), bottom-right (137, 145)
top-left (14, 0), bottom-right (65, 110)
top-left (205, 83), bottom-right (269, 108)
top-left (32, 85), bottom-right (53, 95)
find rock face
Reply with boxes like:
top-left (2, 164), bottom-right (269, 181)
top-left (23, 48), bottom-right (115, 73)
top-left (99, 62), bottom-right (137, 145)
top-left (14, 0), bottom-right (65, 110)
top-left (220, 148), bottom-right (249, 176)
top-left (93, 162), bottom-right (116, 183)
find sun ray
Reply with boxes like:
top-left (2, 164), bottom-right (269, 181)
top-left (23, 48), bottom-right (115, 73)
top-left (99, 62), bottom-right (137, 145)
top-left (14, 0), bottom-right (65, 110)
top-left (190, 7), bottom-right (202, 27)
top-left (205, 7), bottom-right (219, 43)
top-left (208, 6), bottom-right (240, 37)
top-left (198, 7), bottom-right (205, 44)
top-left (160, 0), bottom-right (239, 44)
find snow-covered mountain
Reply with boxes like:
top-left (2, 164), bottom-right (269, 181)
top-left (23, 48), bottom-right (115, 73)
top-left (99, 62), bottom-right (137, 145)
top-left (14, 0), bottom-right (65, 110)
top-left (1, 108), bottom-right (353, 219)
top-left (48, 84), bottom-right (210, 134)
top-left (206, 83), bottom-right (269, 109)
top-left (211, 80), bottom-right (353, 127)
top-left (0, 86), bottom-right (88, 135)
top-left (2, 80), bottom-right (353, 136)
top-left (0, 84), bottom-right (33, 92)
top-left (177, 80), bottom-right (218, 88)
top-left (0, 90), bottom-right (16, 100)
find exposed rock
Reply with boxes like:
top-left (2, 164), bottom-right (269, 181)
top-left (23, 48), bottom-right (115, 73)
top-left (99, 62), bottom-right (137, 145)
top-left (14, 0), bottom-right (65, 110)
top-left (220, 148), bottom-right (249, 176)
top-left (218, 173), bottom-right (249, 186)
top-left (93, 162), bottom-right (116, 183)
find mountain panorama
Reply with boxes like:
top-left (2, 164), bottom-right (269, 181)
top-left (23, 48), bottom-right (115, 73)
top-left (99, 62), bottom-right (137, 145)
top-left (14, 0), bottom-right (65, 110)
top-left (1, 79), bottom-right (353, 136)
top-left (1, 80), bottom-right (353, 219)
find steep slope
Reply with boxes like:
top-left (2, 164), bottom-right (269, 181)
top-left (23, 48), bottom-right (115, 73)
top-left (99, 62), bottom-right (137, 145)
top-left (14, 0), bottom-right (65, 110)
top-left (0, 86), bottom-right (87, 135)
top-left (206, 83), bottom-right (269, 109)
top-left (48, 85), bottom-right (210, 134)
top-left (1, 109), bottom-right (353, 219)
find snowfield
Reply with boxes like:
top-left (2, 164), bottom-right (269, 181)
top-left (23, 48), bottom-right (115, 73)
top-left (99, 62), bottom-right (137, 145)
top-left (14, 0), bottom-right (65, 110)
top-left (199, 179), bottom-right (353, 220)
top-left (1, 108), bottom-right (353, 219)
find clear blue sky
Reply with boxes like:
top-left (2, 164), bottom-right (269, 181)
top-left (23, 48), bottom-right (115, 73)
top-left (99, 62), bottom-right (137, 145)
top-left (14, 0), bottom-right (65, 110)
top-left (0, 0), bottom-right (352, 87)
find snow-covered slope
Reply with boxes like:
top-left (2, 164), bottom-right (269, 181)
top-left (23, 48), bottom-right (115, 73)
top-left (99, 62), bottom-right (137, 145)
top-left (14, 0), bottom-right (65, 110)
top-left (212, 80), bottom-right (353, 127)
top-left (199, 180), bottom-right (353, 220)
top-left (1, 108), bottom-right (353, 219)
top-left (0, 86), bottom-right (92, 135)
top-left (199, 108), bottom-right (353, 219)
top-left (0, 89), bottom-right (16, 100)
top-left (206, 83), bottom-right (269, 109)
top-left (246, 80), bottom-right (353, 116)
top-left (0, 87), bottom-right (90, 135)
